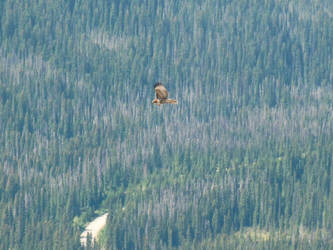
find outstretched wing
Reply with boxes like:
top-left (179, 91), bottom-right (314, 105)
top-left (154, 83), bottom-right (168, 100)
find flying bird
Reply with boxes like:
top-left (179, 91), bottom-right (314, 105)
top-left (152, 83), bottom-right (177, 105)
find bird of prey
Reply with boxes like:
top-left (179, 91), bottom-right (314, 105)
top-left (152, 83), bottom-right (177, 105)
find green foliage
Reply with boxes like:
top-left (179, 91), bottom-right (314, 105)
top-left (0, 0), bottom-right (332, 249)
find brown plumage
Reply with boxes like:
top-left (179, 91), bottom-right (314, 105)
top-left (152, 83), bottom-right (177, 105)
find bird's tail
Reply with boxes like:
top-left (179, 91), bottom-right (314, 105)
top-left (166, 99), bottom-right (178, 104)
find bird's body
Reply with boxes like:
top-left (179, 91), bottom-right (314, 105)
top-left (152, 83), bottom-right (177, 105)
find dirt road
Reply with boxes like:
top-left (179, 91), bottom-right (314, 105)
top-left (80, 213), bottom-right (108, 247)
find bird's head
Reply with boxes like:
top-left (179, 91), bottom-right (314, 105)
top-left (152, 99), bottom-right (160, 104)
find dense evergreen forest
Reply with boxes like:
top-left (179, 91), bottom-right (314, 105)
top-left (0, 0), bottom-right (332, 249)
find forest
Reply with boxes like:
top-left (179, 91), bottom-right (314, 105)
top-left (0, 0), bottom-right (332, 249)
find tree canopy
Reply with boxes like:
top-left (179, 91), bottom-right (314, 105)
top-left (0, 0), bottom-right (332, 249)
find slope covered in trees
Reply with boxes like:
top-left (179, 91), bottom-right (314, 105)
top-left (0, 0), bottom-right (332, 249)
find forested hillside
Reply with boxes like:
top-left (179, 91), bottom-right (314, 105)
top-left (0, 0), bottom-right (332, 249)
